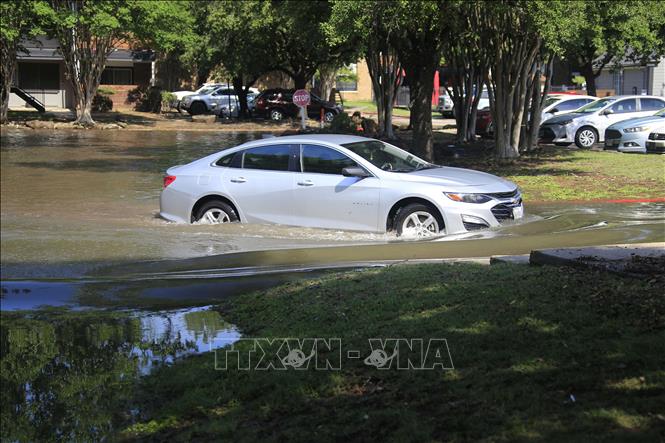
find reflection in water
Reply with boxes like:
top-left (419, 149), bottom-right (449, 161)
top-left (0, 306), bottom-right (238, 441)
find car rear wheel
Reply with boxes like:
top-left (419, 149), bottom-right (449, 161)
top-left (194, 201), bottom-right (239, 225)
top-left (395, 203), bottom-right (444, 238)
top-left (323, 110), bottom-right (336, 123)
top-left (189, 101), bottom-right (206, 115)
top-left (269, 109), bottom-right (285, 121)
top-left (575, 127), bottom-right (597, 149)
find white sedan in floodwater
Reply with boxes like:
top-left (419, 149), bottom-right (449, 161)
top-left (160, 134), bottom-right (523, 237)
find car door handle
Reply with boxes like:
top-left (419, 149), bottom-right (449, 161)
top-left (297, 180), bottom-right (314, 187)
top-left (230, 177), bottom-right (246, 183)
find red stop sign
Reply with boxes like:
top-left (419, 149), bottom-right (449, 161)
top-left (293, 89), bottom-right (310, 107)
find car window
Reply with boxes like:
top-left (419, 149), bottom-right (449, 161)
top-left (242, 145), bottom-right (291, 171)
top-left (576, 98), bottom-right (616, 113)
top-left (544, 96), bottom-right (561, 108)
top-left (215, 151), bottom-right (241, 168)
top-left (610, 99), bottom-right (638, 114)
top-left (301, 145), bottom-right (357, 175)
top-left (342, 140), bottom-right (431, 172)
top-left (640, 98), bottom-right (665, 112)
top-left (557, 99), bottom-right (590, 111)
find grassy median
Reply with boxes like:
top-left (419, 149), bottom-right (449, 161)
top-left (439, 145), bottom-right (665, 202)
top-left (124, 263), bottom-right (665, 442)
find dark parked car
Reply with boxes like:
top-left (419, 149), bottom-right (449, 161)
top-left (253, 88), bottom-right (342, 122)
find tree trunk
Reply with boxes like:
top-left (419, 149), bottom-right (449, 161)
top-left (406, 63), bottom-right (436, 161)
top-left (1, 47), bottom-right (17, 124)
top-left (581, 62), bottom-right (597, 97)
top-left (366, 47), bottom-right (401, 140)
top-left (293, 73), bottom-right (308, 90)
top-left (232, 77), bottom-right (249, 119)
top-left (317, 65), bottom-right (337, 104)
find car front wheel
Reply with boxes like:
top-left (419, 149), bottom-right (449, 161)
top-left (189, 101), bottom-right (207, 115)
top-left (395, 203), bottom-right (444, 238)
top-left (575, 127), bottom-right (597, 149)
top-left (194, 201), bottom-right (239, 224)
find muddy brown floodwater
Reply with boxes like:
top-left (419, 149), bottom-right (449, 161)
top-left (1, 128), bottom-right (664, 281)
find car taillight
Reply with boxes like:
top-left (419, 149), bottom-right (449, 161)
top-left (256, 98), bottom-right (265, 108)
top-left (163, 175), bottom-right (176, 188)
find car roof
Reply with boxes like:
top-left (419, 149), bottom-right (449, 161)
top-left (239, 134), bottom-right (374, 148)
top-left (596, 95), bottom-right (664, 100)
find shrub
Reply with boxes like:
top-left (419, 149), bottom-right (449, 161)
top-left (328, 112), bottom-right (357, 134)
top-left (128, 86), bottom-right (165, 113)
top-left (161, 91), bottom-right (177, 112)
top-left (92, 93), bottom-right (113, 112)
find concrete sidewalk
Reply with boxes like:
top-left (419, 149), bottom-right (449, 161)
top-left (492, 243), bottom-right (665, 276)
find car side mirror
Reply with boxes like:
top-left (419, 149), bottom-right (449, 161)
top-left (342, 166), bottom-right (370, 178)
top-left (602, 109), bottom-right (614, 115)
top-left (550, 108), bottom-right (559, 114)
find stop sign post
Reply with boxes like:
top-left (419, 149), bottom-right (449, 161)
top-left (293, 89), bottom-right (310, 130)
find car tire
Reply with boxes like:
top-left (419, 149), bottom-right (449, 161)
top-left (575, 126), bottom-right (598, 149)
top-left (194, 200), bottom-right (239, 224)
top-left (269, 108), bottom-right (285, 121)
top-left (394, 203), bottom-right (444, 238)
top-left (189, 101), bottom-right (207, 116)
top-left (323, 110), bottom-right (336, 123)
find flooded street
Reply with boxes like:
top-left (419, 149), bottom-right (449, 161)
top-left (2, 128), bottom-right (664, 280)
top-left (1, 128), bottom-right (664, 441)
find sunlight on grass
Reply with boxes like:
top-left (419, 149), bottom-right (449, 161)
top-left (585, 408), bottom-right (652, 430)
top-left (510, 358), bottom-right (556, 374)
top-left (516, 316), bottom-right (560, 333)
top-left (399, 305), bottom-right (452, 320)
top-left (447, 319), bottom-right (494, 335)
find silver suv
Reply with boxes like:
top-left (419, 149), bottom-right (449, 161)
top-left (539, 95), bottom-right (665, 148)
top-left (180, 86), bottom-right (239, 115)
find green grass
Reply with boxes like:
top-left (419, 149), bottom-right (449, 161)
top-left (124, 263), bottom-right (665, 442)
top-left (344, 100), bottom-right (421, 118)
top-left (444, 147), bottom-right (665, 202)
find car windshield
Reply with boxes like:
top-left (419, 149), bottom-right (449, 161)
top-left (544, 96), bottom-right (561, 108)
top-left (575, 98), bottom-right (616, 113)
top-left (342, 140), bottom-right (434, 172)
top-left (198, 86), bottom-right (216, 95)
top-left (655, 108), bottom-right (665, 117)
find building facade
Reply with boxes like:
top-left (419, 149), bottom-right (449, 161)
top-left (9, 37), bottom-right (155, 111)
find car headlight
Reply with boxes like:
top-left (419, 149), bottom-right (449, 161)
top-left (444, 192), bottom-right (492, 204)
top-left (624, 125), bottom-right (651, 133)
top-left (558, 119), bottom-right (573, 125)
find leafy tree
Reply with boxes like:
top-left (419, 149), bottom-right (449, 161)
top-left (560, 0), bottom-right (665, 96)
top-left (391, 0), bottom-right (448, 161)
top-left (271, 0), bottom-right (357, 90)
top-left (328, 0), bottom-right (401, 139)
top-left (0, 0), bottom-right (41, 123)
top-left (440, 1), bottom-right (490, 143)
top-left (33, 0), bottom-right (194, 125)
top-left (207, 0), bottom-right (275, 118)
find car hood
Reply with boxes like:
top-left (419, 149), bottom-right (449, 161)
top-left (608, 115), bottom-right (665, 130)
top-left (401, 166), bottom-right (517, 192)
top-left (543, 112), bottom-right (589, 124)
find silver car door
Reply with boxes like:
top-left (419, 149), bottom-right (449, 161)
top-left (293, 144), bottom-right (381, 232)
top-left (223, 144), bottom-right (296, 225)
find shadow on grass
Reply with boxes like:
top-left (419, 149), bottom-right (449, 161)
top-left (124, 263), bottom-right (665, 442)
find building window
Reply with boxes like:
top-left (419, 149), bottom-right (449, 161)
top-left (336, 64), bottom-right (358, 92)
top-left (18, 62), bottom-right (59, 90)
top-left (101, 67), bottom-right (133, 85)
